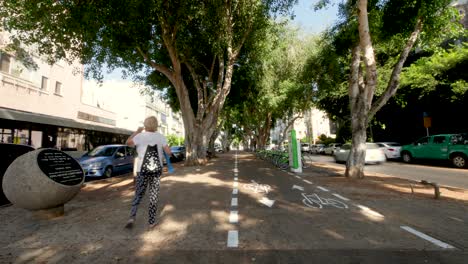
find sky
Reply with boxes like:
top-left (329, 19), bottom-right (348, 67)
top-left (101, 0), bottom-right (339, 81)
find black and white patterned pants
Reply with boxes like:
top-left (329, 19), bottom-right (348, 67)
top-left (130, 172), bottom-right (161, 225)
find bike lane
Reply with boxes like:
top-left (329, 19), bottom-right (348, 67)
top-left (232, 152), bottom-right (466, 261)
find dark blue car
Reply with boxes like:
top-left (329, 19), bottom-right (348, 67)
top-left (79, 144), bottom-right (134, 178)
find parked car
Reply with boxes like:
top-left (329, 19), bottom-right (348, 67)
top-left (78, 144), bottom-right (134, 178)
top-left (376, 142), bottom-right (402, 159)
top-left (323, 143), bottom-right (342, 155)
top-left (0, 143), bottom-right (35, 206)
top-left (334, 143), bottom-right (386, 164)
top-left (301, 143), bottom-right (311, 153)
top-left (170, 146), bottom-right (186, 162)
top-left (311, 144), bottom-right (325, 154)
top-left (400, 133), bottom-right (468, 168)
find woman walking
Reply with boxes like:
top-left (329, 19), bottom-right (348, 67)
top-left (125, 116), bottom-right (171, 229)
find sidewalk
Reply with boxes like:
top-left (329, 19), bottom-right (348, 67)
top-left (0, 151), bottom-right (467, 263)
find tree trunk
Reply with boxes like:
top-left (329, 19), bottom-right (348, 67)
top-left (185, 127), bottom-right (206, 165)
top-left (345, 113), bottom-right (367, 179)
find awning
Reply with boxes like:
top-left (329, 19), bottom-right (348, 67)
top-left (0, 107), bottom-right (132, 135)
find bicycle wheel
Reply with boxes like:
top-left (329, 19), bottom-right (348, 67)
top-left (326, 198), bottom-right (348, 209)
top-left (302, 198), bottom-right (322, 209)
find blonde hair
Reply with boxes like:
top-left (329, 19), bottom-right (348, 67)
top-left (144, 116), bottom-right (158, 132)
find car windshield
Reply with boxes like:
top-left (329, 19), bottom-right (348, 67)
top-left (87, 146), bottom-right (118, 157)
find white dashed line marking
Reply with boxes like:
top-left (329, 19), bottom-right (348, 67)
top-left (288, 172), bottom-right (295, 176)
top-left (229, 211), bottom-right (238, 223)
top-left (231, 198), bottom-right (238, 207)
top-left (233, 188), bottom-right (238, 195)
top-left (233, 182), bottom-right (238, 187)
top-left (234, 177), bottom-right (238, 181)
top-left (332, 193), bottom-right (349, 201)
top-left (303, 179), bottom-right (313, 184)
top-left (227, 230), bottom-right (238, 247)
top-left (294, 175), bottom-right (301, 179)
top-left (317, 186), bottom-right (329, 192)
top-left (400, 226), bottom-right (455, 249)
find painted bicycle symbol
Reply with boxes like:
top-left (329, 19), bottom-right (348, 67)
top-left (301, 193), bottom-right (348, 209)
top-left (244, 180), bottom-right (271, 194)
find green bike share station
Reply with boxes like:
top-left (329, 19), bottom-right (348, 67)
top-left (288, 129), bottom-right (302, 173)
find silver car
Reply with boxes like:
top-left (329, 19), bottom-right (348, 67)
top-left (334, 143), bottom-right (386, 164)
top-left (376, 142), bottom-right (402, 159)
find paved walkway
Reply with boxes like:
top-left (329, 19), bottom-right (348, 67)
top-left (1, 151), bottom-right (467, 263)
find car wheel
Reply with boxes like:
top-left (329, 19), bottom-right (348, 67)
top-left (452, 154), bottom-right (466, 168)
top-left (402, 152), bottom-right (412, 163)
top-left (104, 166), bottom-right (113, 178)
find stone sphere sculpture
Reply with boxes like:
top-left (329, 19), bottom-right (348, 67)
top-left (2, 148), bottom-right (84, 211)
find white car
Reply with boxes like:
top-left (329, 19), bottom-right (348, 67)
top-left (301, 143), bottom-right (311, 152)
top-left (334, 143), bottom-right (386, 164)
top-left (376, 142), bottom-right (402, 159)
top-left (323, 143), bottom-right (342, 155)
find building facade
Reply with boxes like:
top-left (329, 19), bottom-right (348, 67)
top-left (82, 79), bottom-right (185, 139)
top-left (0, 32), bottom-right (132, 151)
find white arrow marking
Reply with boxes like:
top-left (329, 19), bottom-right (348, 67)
top-left (292, 185), bottom-right (305, 191)
top-left (259, 197), bottom-right (275, 207)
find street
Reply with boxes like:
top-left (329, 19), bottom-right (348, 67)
top-left (1, 151), bottom-right (467, 263)
top-left (305, 154), bottom-right (468, 189)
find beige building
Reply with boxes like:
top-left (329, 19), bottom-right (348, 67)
top-left (82, 79), bottom-right (185, 139)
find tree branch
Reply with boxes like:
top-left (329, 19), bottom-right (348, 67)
top-left (368, 18), bottom-right (423, 121)
top-left (136, 46), bottom-right (175, 83)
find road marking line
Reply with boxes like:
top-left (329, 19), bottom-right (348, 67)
top-left (448, 217), bottom-right (463, 222)
top-left (356, 205), bottom-right (384, 218)
top-left (259, 197), bottom-right (275, 207)
top-left (231, 198), bottom-right (238, 207)
top-left (317, 186), bottom-right (329, 192)
top-left (292, 185), bottom-right (305, 191)
top-left (227, 230), bottom-right (238, 247)
top-left (229, 211), bottom-right (238, 223)
top-left (233, 188), bottom-right (238, 195)
top-left (234, 177), bottom-right (238, 181)
top-left (288, 172), bottom-right (295, 176)
top-left (303, 179), bottom-right (313, 184)
top-left (233, 182), bottom-right (238, 187)
top-left (332, 193), bottom-right (349, 201)
top-left (400, 226), bottom-right (455, 249)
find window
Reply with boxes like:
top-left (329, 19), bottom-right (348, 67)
top-left (415, 137), bottom-right (429, 145)
top-left (433, 136), bottom-right (446, 144)
top-left (0, 53), bottom-right (11, 73)
top-left (55, 81), bottom-right (62, 95)
top-left (41, 76), bottom-right (48, 91)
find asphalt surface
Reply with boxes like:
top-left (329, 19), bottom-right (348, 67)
top-left (306, 154), bottom-right (468, 189)
top-left (1, 151), bottom-right (467, 263)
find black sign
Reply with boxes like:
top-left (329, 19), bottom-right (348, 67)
top-left (37, 149), bottom-right (84, 186)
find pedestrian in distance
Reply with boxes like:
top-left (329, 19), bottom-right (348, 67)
top-left (125, 116), bottom-right (172, 229)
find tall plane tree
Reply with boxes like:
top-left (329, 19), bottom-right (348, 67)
top-left (315, 0), bottom-right (461, 178)
top-left (1, 0), bottom-right (295, 165)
